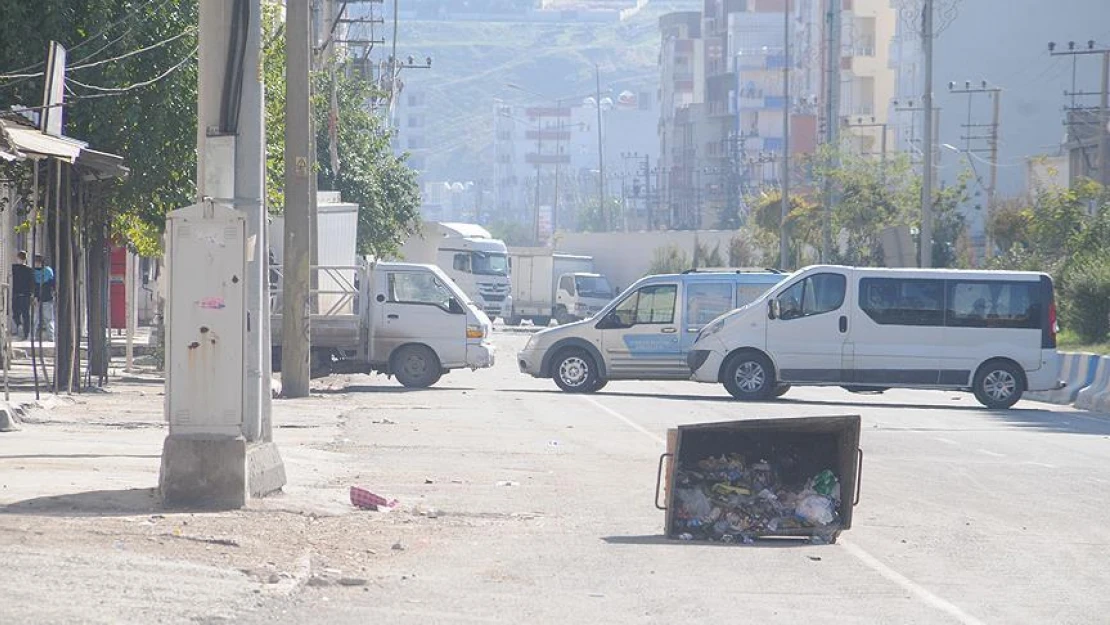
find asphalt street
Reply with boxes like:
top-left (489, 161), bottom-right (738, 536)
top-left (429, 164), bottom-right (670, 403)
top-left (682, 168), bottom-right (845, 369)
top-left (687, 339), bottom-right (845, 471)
top-left (243, 332), bottom-right (1110, 625)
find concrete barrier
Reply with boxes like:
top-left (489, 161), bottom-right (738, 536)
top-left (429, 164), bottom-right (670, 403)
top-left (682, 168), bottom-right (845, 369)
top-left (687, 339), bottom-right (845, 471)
top-left (1075, 356), bottom-right (1110, 413)
top-left (1027, 352), bottom-right (1101, 405)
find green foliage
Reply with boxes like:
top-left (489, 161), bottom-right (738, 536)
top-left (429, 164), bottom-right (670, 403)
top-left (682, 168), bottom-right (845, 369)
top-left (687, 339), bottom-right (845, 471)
top-left (648, 244), bottom-right (690, 275)
top-left (487, 220), bottom-right (534, 246)
top-left (0, 0), bottom-right (200, 252)
top-left (1059, 257), bottom-right (1110, 344)
top-left (577, 196), bottom-right (622, 233)
top-left (260, 9), bottom-right (422, 259)
top-left (694, 241), bottom-right (725, 267)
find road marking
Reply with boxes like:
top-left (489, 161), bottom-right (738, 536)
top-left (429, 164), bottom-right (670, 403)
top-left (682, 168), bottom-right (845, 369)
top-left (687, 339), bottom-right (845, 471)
top-left (840, 540), bottom-right (987, 625)
top-left (580, 396), bottom-right (665, 445)
top-left (588, 395), bottom-right (986, 625)
top-left (933, 437), bottom-right (959, 446)
top-left (1021, 461), bottom-right (1057, 469)
top-left (976, 448), bottom-right (1005, 458)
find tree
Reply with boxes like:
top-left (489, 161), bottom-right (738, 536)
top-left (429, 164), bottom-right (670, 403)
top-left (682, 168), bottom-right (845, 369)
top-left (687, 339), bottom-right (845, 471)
top-left (261, 8), bottom-right (421, 258)
top-left (576, 196), bottom-right (622, 233)
top-left (0, 0), bottom-right (201, 253)
top-left (648, 244), bottom-right (690, 275)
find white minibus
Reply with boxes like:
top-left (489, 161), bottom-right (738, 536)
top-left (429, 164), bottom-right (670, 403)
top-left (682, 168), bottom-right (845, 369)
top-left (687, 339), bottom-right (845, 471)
top-left (687, 265), bottom-right (1062, 408)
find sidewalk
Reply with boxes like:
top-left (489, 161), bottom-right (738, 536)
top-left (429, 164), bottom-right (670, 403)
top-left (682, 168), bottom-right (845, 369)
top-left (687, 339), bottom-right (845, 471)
top-left (0, 370), bottom-right (398, 624)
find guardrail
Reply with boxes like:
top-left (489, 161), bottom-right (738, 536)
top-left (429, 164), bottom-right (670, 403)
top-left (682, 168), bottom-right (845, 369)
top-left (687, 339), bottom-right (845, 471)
top-left (1026, 353), bottom-right (1101, 405)
top-left (1075, 356), bottom-right (1110, 413)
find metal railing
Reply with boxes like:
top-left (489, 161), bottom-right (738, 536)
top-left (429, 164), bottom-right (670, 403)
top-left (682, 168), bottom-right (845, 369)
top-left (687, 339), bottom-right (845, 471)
top-left (269, 264), bottom-right (360, 317)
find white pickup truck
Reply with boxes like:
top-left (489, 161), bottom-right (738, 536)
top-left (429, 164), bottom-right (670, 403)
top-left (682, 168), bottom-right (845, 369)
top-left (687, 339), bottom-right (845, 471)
top-left (271, 260), bottom-right (494, 388)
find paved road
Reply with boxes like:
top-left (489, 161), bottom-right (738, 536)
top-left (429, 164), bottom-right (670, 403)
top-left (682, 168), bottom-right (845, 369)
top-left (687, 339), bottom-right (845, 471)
top-left (243, 332), bottom-right (1110, 625)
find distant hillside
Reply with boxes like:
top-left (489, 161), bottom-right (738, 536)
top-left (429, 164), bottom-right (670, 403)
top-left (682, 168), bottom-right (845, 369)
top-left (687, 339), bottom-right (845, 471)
top-left (389, 0), bottom-right (699, 184)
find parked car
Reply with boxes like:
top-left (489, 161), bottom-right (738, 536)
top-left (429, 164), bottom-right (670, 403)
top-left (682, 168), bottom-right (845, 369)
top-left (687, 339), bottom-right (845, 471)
top-left (517, 270), bottom-right (786, 392)
top-left (687, 265), bottom-right (1063, 409)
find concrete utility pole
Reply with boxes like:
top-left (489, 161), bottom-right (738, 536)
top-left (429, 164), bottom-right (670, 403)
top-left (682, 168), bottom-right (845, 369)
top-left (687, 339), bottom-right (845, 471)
top-left (948, 80), bottom-right (1002, 259)
top-left (780, 0), bottom-right (792, 270)
top-left (595, 64), bottom-right (607, 231)
top-left (920, 0), bottom-right (935, 268)
top-left (822, 0), bottom-right (841, 262)
top-left (1050, 41), bottom-right (1110, 186)
top-left (282, 0), bottom-right (313, 398)
top-left (161, 0), bottom-right (284, 508)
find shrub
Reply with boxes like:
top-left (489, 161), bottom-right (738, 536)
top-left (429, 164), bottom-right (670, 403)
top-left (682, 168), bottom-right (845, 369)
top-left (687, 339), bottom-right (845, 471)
top-left (1060, 257), bottom-right (1110, 344)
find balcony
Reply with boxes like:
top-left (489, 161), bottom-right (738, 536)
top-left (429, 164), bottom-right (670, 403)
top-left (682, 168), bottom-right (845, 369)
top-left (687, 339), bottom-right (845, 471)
top-left (525, 153), bottom-right (571, 165)
top-left (525, 130), bottom-right (572, 141)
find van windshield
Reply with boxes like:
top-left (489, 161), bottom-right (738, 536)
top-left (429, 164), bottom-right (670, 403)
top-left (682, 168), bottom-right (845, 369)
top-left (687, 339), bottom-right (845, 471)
top-left (575, 276), bottom-right (612, 298)
top-left (472, 252), bottom-right (508, 276)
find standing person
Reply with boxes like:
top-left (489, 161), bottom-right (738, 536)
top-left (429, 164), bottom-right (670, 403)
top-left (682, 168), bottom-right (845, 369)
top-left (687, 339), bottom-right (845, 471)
top-left (11, 251), bottom-right (32, 340)
top-left (32, 254), bottom-right (55, 342)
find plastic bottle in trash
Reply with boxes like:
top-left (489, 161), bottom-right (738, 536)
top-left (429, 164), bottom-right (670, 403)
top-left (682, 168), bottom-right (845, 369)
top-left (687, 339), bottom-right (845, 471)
top-left (678, 533), bottom-right (694, 541)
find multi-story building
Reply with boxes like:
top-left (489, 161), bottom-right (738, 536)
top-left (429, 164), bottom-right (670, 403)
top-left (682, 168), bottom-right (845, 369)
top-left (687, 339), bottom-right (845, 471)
top-left (492, 92), bottom-right (658, 236)
top-left (657, 0), bottom-right (899, 230)
top-left (837, 0), bottom-right (898, 158)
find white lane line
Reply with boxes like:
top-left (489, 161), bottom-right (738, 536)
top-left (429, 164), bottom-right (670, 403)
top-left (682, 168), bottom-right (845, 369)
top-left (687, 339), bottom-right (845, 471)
top-left (587, 395), bottom-right (986, 625)
top-left (1021, 461), bottom-right (1057, 469)
top-left (840, 540), bottom-right (988, 625)
top-left (580, 396), bottom-right (665, 445)
top-left (933, 437), bottom-right (959, 446)
top-left (976, 449), bottom-right (1005, 458)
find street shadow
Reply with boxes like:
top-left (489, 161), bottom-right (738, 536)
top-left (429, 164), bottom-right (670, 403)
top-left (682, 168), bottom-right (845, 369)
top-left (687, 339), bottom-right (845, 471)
top-left (0, 488), bottom-right (162, 517)
top-left (602, 535), bottom-right (818, 548)
top-left (315, 385), bottom-right (475, 395)
top-left (982, 407), bottom-right (1110, 436)
top-left (0, 453), bottom-right (160, 460)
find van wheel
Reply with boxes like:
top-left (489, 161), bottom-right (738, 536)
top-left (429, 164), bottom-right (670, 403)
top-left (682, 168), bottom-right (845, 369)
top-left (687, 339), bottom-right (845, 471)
top-left (552, 348), bottom-right (598, 393)
top-left (591, 378), bottom-right (609, 393)
top-left (773, 384), bottom-right (791, 398)
top-left (392, 345), bottom-right (442, 388)
top-left (973, 360), bottom-right (1024, 409)
top-left (555, 306), bottom-right (573, 325)
top-left (533, 316), bottom-right (552, 327)
top-left (723, 352), bottom-right (775, 401)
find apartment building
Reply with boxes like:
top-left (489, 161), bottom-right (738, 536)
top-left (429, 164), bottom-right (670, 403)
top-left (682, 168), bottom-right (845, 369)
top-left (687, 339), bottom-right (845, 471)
top-left (657, 0), bottom-right (900, 230)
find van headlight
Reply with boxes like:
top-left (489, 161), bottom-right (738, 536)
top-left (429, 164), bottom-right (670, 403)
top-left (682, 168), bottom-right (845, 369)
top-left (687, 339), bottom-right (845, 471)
top-left (466, 324), bottom-right (485, 339)
top-left (698, 318), bottom-right (725, 342)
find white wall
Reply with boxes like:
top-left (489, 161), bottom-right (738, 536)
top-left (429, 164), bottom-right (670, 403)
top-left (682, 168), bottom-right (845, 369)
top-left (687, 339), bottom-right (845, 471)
top-left (555, 230), bottom-right (747, 291)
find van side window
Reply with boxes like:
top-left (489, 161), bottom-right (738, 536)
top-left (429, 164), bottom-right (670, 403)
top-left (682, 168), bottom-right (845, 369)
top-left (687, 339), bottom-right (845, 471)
top-left (388, 272), bottom-right (453, 310)
top-left (559, 275), bottom-right (575, 295)
top-left (947, 281), bottom-right (1040, 329)
top-left (860, 278), bottom-right (944, 326)
top-left (453, 253), bottom-right (471, 272)
top-left (686, 282), bottom-right (733, 326)
top-left (612, 284), bottom-right (677, 325)
top-left (778, 273), bottom-right (846, 320)
top-left (736, 284), bottom-right (769, 308)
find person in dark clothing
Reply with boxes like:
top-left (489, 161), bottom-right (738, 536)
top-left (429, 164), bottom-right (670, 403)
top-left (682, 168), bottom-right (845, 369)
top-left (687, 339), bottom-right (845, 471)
top-left (11, 250), bottom-right (32, 340)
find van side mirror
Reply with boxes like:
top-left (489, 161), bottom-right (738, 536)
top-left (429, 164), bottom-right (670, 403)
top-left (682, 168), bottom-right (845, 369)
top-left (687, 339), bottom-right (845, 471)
top-left (768, 299), bottom-right (780, 320)
top-left (597, 310), bottom-right (626, 329)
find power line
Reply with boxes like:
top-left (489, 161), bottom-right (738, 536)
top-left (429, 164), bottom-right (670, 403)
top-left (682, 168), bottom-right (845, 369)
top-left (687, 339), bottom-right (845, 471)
top-left (65, 45), bottom-right (198, 95)
top-left (69, 27), bottom-right (197, 72)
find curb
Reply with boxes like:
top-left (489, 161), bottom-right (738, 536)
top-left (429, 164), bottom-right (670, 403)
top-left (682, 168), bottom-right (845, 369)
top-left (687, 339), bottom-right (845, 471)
top-left (1027, 352), bottom-right (1100, 405)
top-left (1075, 355), bottom-right (1110, 413)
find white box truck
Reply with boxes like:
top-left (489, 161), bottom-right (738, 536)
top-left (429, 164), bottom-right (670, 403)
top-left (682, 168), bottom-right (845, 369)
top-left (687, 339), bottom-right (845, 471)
top-left (399, 222), bottom-right (511, 320)
top-left (508, 247), bottom-right (615, 325)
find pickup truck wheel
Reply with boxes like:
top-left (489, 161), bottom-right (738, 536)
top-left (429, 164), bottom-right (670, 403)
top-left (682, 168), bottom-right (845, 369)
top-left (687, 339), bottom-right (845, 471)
top-left (552, 348), bottom-right (598, 393)
top-left (393, 345), bottom-right (442, 388)
top-left (555, 306), bottom-right (573, 325)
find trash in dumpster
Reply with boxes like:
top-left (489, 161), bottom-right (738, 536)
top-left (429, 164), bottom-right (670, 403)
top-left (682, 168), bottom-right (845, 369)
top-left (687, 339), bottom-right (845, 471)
top-left (656, 415), bottom-right (863, 544)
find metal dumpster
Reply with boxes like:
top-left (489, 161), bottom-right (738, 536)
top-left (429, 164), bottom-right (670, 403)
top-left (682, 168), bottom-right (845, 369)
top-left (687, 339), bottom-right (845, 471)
top-left (655, 415), bottom-right (862, 543)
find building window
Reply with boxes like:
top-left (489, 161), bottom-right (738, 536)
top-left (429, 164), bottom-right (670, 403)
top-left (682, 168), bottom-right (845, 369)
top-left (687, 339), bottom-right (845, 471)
top-left (408, 137), bottom-right (423, 149)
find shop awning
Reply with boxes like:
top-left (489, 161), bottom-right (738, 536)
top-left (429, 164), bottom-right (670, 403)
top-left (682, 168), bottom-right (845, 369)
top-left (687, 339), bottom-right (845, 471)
top-left (0, 117), bottom-right (86, 163)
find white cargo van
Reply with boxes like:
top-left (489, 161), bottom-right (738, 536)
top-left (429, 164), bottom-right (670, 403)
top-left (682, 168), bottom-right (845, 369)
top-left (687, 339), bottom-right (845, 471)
top-left (518, 270), bottom-right (785, 392)
top-left (688, 265), bottom-right (1063, 409)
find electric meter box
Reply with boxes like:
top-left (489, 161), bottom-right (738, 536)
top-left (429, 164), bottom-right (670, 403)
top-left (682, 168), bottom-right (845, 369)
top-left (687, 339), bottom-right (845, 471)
top-left (164, 201), bottom-right (247, 437)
